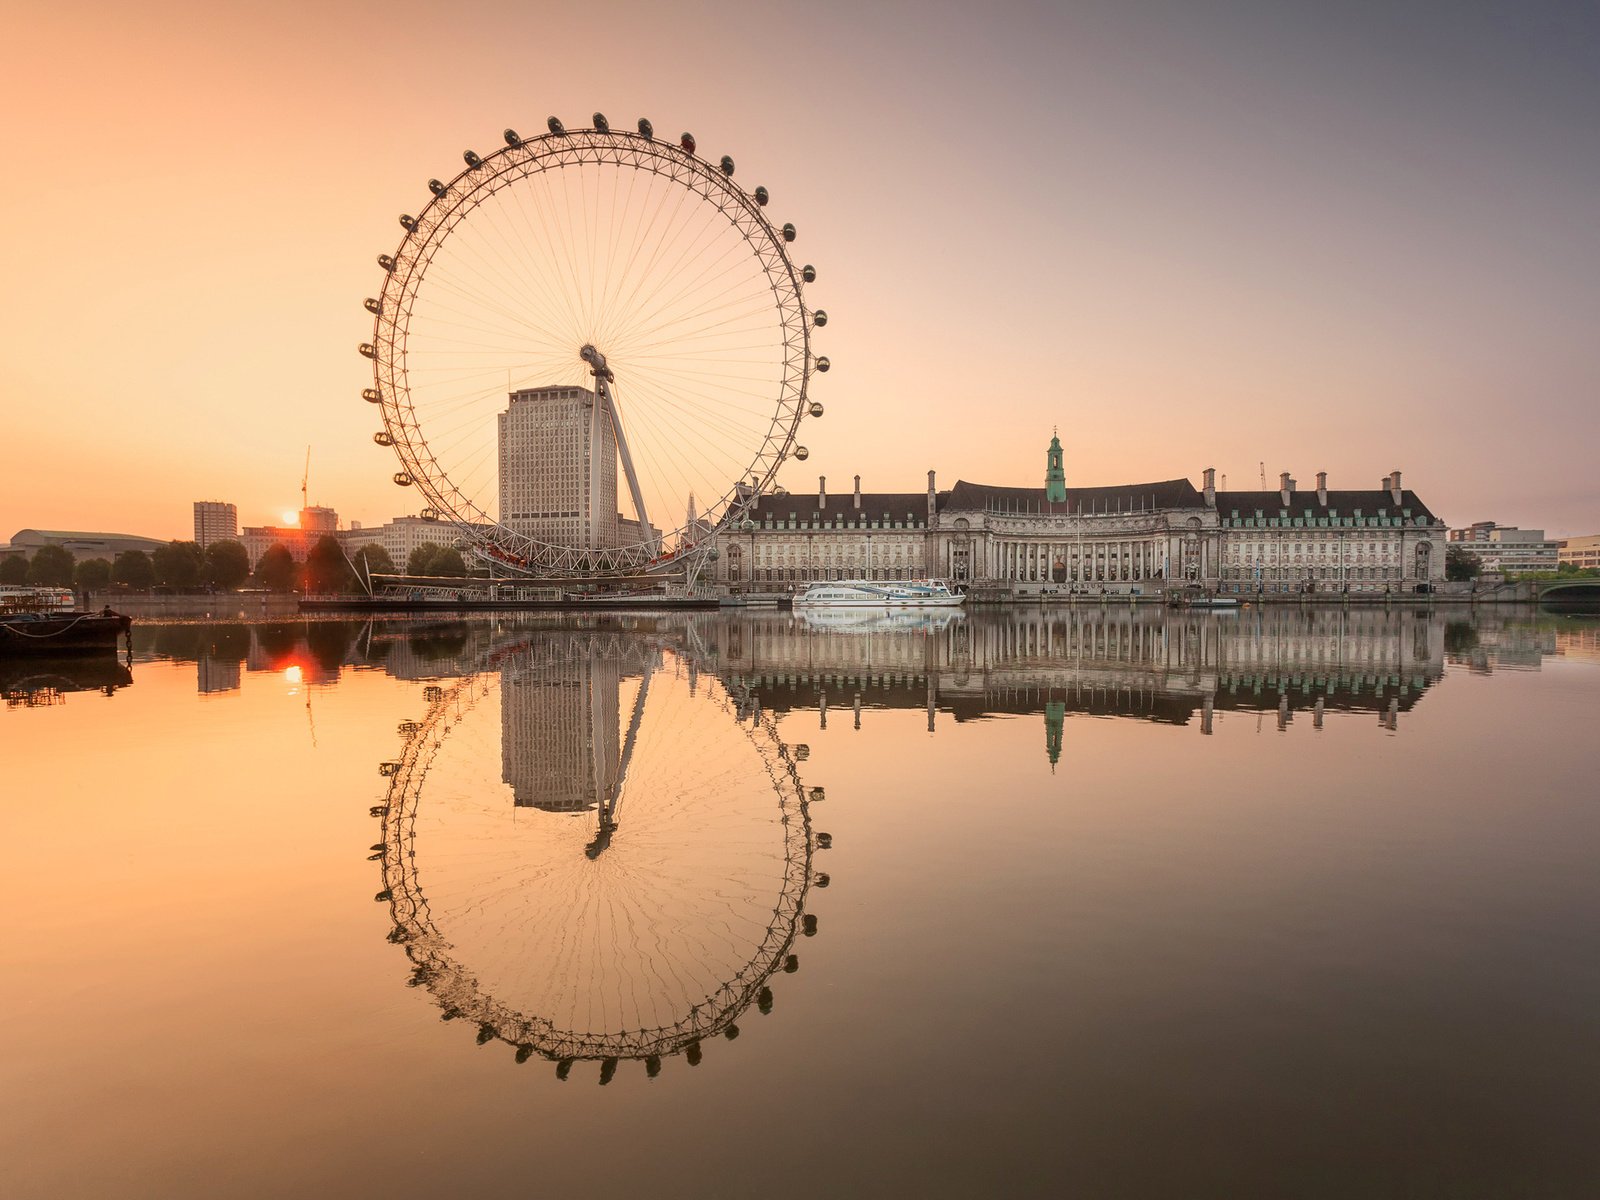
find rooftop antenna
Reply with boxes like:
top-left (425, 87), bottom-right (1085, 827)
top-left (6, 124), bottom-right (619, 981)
top-left (1258, 461), bottom-right (1266, 489)
top-left (1221, 473), bottom-right (1227, 490)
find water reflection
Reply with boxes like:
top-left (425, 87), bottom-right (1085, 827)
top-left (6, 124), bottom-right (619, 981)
top-left (370, 625), bottom-right (818, 1080)
top-left (1, 655), bottom-right (133, 707)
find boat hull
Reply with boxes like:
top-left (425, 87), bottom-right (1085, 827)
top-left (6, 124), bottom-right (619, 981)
top-left (0, 612), bottom-right (132, 655)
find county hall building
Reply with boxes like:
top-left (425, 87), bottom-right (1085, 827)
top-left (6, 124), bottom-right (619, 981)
top-left (709, 434), bottom-right (1448, 596)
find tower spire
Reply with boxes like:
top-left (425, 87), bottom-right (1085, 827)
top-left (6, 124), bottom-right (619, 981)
top-left (1045, 429), bottom-right (1067, 503)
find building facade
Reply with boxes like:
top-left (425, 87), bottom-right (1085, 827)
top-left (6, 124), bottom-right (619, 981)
top-left (1447, 522), bottom-right (1560, 575)
top-left (2, 528), bottom-right (167, 563)
top-left (192, 501), bottom-right (239, 549)
top-left (500, 385), bottom-right (619, 550)
top-left (708, 438), bottom-right (1448, 595)
top-left (1557, 534), bottom-right (1600, 571)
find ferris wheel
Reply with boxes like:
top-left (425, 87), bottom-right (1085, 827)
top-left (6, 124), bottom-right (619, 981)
top-left (359, 114), bottom-right (828, 577)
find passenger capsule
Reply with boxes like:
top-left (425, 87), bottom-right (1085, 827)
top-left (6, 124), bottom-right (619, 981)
top-left (811, 309), bottom-right (827, 327)
top-left (378, 254), bottom-right (396, 272)
top-left (781, 222), bottom-right (796, 242)
top-left (783, 955), bottom-right (799, 974)
top-left (808, 401), bottom-right (824, 418)
top-left (801, 264), bottom-right (816, 283)
top-left (399, 213), bottom-right (417, 231)
top-left (359, 343), bottom-right (377, 359)
top-left (810, 787), bottom-right (826, 803)
top-left (592, 112), bottom-right (609, 132)
top-left (815, 356), bottom-right (830, 372)
top-left (813, 872), bottom-right (831, 888)
top-left (428, 178), bottom-right (446, 197)
top-left (680, 131), bottom-right (696, 153)
top-left (373, 431), bottom-right (393, 447)
top-left (362, 387), bottom-right (381, 403)
top-left (719, 155), bottom-right (735, 176)
top-left (547, 116), bottom-right (565, 135)
top-left (393, 472), bottom-right (413, 486)
top-left (754, 186), bottom-right (769, 206)
top-left (815, 832), bottom-right (832, 849)
top-left (794, 445), bottom-right (810, 461)
top-left (637, 117), bottom-right (653, 138)
top-left (503, 128), bottom-right (522, 147)
top-left (364, 297), bottom-right (382, 314)
top-left (462, 150), bottom-right (481, 168)
top-left (420, 507), bottom-right (439, 520)
top-left (803, 915), bottom-right (818, 937)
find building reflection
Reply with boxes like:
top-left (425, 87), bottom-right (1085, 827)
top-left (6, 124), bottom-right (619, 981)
top-left (716, 607), bottom-right (1453, 744)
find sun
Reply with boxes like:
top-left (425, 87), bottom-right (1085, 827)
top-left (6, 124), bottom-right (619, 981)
top-left (281, 511), bottom-right (299, 527)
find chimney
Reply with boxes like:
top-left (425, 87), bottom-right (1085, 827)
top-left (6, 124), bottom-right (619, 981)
top-left (1390, 469), bottom-right (1402, 506)
top-left (1202, 466), bottom-right (1216, 507)
top-left (1316, 471), bottom-right (1328, 506)
top-left (818, 475), bottom-right (826, 507)
top-left (1279, 472), bottom-right (1292, 506)
top-left (853, 474), bottom-right (861, 509)
top-left (927, 469), bottom-right (937, 526)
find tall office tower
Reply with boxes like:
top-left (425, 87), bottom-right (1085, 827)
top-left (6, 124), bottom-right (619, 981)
top-left (498, 385), bottom-right (618, 549)
top-left (193, 501), bottom-right (238, 549)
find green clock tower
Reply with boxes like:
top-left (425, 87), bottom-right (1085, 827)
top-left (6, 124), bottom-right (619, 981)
top-left (1045, 429), bottom-right (1067, 503)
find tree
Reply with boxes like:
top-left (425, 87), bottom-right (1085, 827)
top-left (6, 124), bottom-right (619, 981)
top-left (203, 540), bottom-right (251, 590)
top-left (255, 544), bottom-right (298, 592)
top-left (27, 544), bottom-right (76, 587)
top-left (0, 555), bottom-right (28, 585)
top-left (305, 536), bottom-right (353, 593)
top-left (406, 542), bottom-right (446, 576)
top-left (74, 557), bottom-right (112, 590)
top-left (112, 549), bottom-right (156, 589)
top-left (352, 543), bottom-right (394, 579)
top-left (431, 547), bottom-right (467, 577)
top-left (151, 540), bottom-right (205, 589)
top-left (1444, 545), bottom-right (1481, 582)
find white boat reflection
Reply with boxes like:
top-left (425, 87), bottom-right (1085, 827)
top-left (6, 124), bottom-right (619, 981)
top-left (796, 607), bottom-right (966, 634)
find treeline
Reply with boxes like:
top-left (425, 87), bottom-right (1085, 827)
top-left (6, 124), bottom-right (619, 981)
top-left (0, 537), bottom-right (475, 594)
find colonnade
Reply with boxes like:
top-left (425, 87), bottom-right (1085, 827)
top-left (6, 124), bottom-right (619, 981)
top-left (985, 538), bottom-right (1165, 583)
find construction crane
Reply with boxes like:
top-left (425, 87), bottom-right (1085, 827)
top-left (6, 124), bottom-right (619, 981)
top-left (301, 446), bottom-right (311, 512)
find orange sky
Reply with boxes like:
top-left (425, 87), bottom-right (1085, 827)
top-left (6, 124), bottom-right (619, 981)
top-left (3, 0), bottom-right (1597, 539)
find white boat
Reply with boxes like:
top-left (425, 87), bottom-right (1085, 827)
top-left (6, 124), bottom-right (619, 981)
top-left (0, 585), bottom-right (76, 614)
top-left (793, 579), bottom-right (965, 609)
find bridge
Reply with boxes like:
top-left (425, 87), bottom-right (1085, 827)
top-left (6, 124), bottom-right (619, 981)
top-left (1535, 578), bottom-right (1600, 608)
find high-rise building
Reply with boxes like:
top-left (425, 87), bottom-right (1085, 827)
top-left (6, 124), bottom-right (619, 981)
top-left (193, 501), bottom-right (238, 549)
top-left (499, 385), bottom-right (618, 549)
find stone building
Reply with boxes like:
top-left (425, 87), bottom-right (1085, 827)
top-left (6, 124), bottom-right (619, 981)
top-left (707, 435), bottom-right (1448, 595)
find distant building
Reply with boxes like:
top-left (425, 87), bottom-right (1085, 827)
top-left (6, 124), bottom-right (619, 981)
top-left (193, 501), bottom-right (238, 549)
top-left (239, 507), bottom-right (343, 567)
top-left (337, 514), bottom-right (465, 569)
top-left (1447, 522), bottom-right (1560, 575)
top-left (1558, 534), bottom-right (1600, 571)
top-left (2, 528), bottom-right (167, 563)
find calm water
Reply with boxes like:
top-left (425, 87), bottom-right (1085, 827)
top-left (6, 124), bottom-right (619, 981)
top-left (4, 606), bottom-right (1599, 1198)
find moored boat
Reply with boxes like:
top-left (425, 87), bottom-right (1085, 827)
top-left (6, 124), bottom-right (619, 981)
top-left (0, 603), bottom-right (132, 655)
top-left (793, 579), bottom-right (965, 608)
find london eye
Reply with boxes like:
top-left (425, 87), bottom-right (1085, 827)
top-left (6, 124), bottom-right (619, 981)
top-left (360, 116), bottom-right (828, 578)
top-left (370, 627), bottom-right (826, 1078)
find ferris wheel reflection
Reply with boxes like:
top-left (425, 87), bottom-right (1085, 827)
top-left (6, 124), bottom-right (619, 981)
top-left (371, 626), bottom-right (826, 1082)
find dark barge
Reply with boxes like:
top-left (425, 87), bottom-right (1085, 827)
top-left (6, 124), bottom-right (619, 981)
top-left (0, 609), bottom-right (133, 655)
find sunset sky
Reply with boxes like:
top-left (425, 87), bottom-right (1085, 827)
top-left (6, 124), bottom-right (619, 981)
top-left (3, 0), bottom-right (1597, 539)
